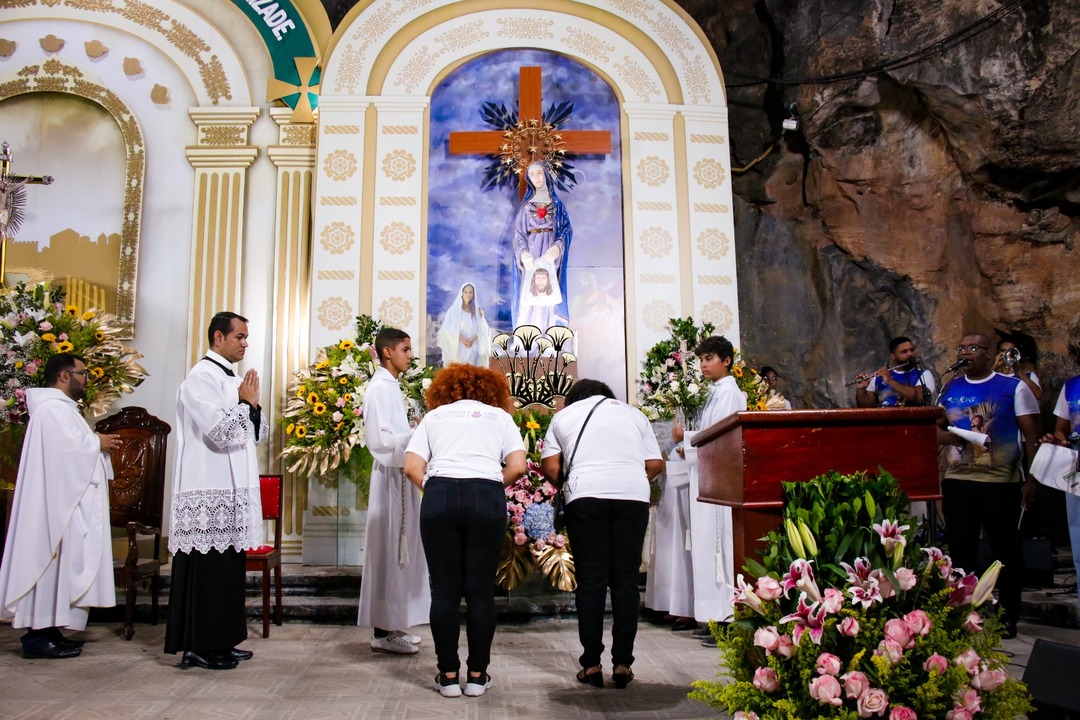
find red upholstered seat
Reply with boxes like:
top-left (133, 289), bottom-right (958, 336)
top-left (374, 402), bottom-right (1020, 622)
top-left (245, 474), bottom-right (283, 637)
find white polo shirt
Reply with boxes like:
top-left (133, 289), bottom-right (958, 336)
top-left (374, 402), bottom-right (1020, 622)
top-left (406, 399), bottom-right (524, 483)
top-left (542, 396), bottom-right (662, 504)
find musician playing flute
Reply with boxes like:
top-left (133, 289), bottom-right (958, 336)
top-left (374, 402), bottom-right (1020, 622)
top-left (855, 335), bottom-right (936, 407)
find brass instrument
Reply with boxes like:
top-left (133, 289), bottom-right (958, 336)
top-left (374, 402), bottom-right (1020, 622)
top-left (1002, 347), bottom-right (1021, 370)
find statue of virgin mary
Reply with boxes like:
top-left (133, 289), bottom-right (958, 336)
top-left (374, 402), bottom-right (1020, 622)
top-left (510, 161), bottom-right (572, 329)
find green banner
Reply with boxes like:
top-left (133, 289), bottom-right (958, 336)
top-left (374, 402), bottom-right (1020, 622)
top-left (230, 0), bottom-right (320, 110)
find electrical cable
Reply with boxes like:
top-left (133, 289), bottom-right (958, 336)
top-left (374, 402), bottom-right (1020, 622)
top-left (724, 0), bottom-right (1031, 88)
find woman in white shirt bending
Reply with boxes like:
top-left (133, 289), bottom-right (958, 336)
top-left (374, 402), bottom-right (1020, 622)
top-left (541, 380), bottom-right (664, 689)
top-left (404, 364), bottom-right (526, 699)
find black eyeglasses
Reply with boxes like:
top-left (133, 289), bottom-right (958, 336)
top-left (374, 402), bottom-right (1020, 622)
top-left (955, 345), bottom-right (989, 354)
top-left (68, 369), bottom-right (89, 376)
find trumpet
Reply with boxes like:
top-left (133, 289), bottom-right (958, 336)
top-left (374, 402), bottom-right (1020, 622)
top-left (844, 363), bottom-right (911, 387)
top-left (1002, 347), bottom-right (1021, 370)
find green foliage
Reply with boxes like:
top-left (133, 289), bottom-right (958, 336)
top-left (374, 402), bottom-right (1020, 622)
top-left (637, 317), bottom-right (714, 423)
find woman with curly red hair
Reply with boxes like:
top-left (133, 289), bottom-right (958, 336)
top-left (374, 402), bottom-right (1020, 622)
top-left (404, 364), bottom-right (526, 699)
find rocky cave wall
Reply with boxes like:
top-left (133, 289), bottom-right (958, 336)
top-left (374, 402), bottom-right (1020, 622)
top-left (677, 0), bottom-right (1080, 413)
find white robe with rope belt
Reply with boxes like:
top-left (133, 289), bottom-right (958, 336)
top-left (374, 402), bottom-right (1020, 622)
top-left (0, 388), bottom-right (115, 630)
top-left (357, 367), bottom-right (429, 630)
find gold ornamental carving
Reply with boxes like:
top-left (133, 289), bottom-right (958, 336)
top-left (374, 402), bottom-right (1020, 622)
top-left (696, 229), bottom-right (730, 260)
top-left (377, 297), bottom-right (413, 328)
top-left (643, 300), bottom-right (677, 332)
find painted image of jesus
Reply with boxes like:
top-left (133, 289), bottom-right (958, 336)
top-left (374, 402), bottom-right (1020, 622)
top-left (511, 162), bottom-right (572, 328)
top-left (516, 259), bottom-right (562, 331)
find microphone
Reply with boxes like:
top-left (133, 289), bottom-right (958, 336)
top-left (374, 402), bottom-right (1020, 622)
top-left (944, 358), bottom-right (969, 374)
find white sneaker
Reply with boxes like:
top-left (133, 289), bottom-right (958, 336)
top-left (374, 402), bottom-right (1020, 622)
top-left (388, 630), bottom-right (422, 645)
top-left (370, 634), bottom-right (419, 655)
top-left (435, 673), bottom-right (462, 698)
top-left (463, 673), bottom-right (492, 697)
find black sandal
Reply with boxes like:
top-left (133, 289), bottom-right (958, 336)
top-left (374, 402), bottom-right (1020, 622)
top-left (612, 666), bottom-right (634, 689)
top-left (576, 665), bottom-right (603, 688)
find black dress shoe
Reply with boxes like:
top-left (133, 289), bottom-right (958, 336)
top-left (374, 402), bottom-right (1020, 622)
top-left (22, 639), bottom-right (82, 659)
top-left (230, 648), bottom-right (253, 661)
top-left (671, 619), bottom-right (699, 632)
top-left (180, 650), bottom-right (238, 670)
top-left (48, 629), bottom-right (85, 649)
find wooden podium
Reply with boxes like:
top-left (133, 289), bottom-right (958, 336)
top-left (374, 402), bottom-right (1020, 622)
top-left (691, 407), bottom-right (943, 576)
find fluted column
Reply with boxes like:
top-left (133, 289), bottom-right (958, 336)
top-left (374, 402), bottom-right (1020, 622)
top-left (184, 107), bottom-right (260, 367)
top-left (267, 107), bottom-right (315, 560)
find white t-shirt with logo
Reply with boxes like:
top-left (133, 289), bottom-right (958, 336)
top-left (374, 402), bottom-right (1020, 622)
top-left (406, 399), bottom-right (524, 483)
top-left (542, 396), bottom-right (663, 504)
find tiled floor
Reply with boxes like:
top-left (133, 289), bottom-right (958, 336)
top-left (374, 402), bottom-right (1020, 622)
top-left (3, 616), bottom-right (1078, 719)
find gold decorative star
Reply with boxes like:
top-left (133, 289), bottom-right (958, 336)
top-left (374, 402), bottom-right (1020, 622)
top-left (267, 56), bottom-right (320, 123)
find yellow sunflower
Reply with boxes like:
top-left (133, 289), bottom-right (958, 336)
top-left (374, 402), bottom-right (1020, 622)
top-left (755, 400), bottom-right (768, 411)
top-left (339, 340), bottom-right (355, 351)
top-left (94, 331), bottom-right (105, 342)
top-left (313, 402), bottom-right (327, 415)
top-left (343, 393), bottom-right (352, 403)
top-left (295, 425), bottom-right (308, 438)
top-left (65, 304), bottom-right (79, 317)
top-left (338, 376), bottom-right (349, 385)
top-left (285, 423), bottom-right (295, 435)
top-left (296, 387), bottom-right (305, 398)
top-left (56, 341), bottom-right (74, 353)
top-left (14, 361), bottom-right (23, 369)
top-left (526, 420), bottom-right (541, 431)
top-left (307, 391), bottom-right (319, 404)
top-left (733, 366), bottom-right (744, 378)
top-left (334, 421), bottom-right (344, 431)
top-left (40, 333), bottom-right (56, 342)
top-left (82, 311), bottom-right (95, 321)
top-left (90, 367), bottom-right (105, 379)
top-left (315, 360), bottom-right (329, 370)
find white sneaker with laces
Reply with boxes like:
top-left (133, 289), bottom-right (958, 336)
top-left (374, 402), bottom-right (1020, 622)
top-left (388, 630), bottom-right (422, 645)
top-left (463, 673), bottom-right (492, 697)
top-left (370, 634), bottom-right (419, 655)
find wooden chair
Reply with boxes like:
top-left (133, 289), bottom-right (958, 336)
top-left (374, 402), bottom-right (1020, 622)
top-left (246, 474), bottom-right (283, 637)
top-left (95, 406), bottom-right (170, 641)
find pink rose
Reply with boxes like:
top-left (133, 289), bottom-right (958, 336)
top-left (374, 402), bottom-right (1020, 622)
top-left (875, 638), bottom-right (904, 665)
top-left (838, 617), bottom-right (860, 637)
top-left (755, 576), bottom-right (783, 600)
top-left (776, 633), bottom-right (795, 658)
top-left (809, 675), bottom-right (843, 706)
top-left (923, 653), bottom-right (949, 675)
top-left (515, 490), bottom-right (529, 503)
top-left (890, 706), bottom-right (918, 720)
top-left (956, 687), bottom-right (982, 714)
top-left (821, 588), bottom-right (844, 614)
top-left (946, 710), bottom-right (973, 720)
top-left (59, 332), bottom-right (68, 341)
top-left (38, 321), bottom-right (52, 331)
top-left (972, 666), bottom-right (1007, 691)
top-left (534, 539), bottom-right (547, 550)
top-left (884, 618), bottom-right (916, 649)
top-left (816, 652), bottom-right (842, 676)
top-left (513, 532), bottom-right (527, 546)
top-left (353, 407), bottom-right (361, 416)
top-left (903, 610), bottom-right (932, 636)
top-left (753, 666), bottom-right (780, 693)
top-left (553, 534), bottom-right (567, 548)
top-left (533, 491), bottom-right (543, 503)
top-left (841, 671), bottom-right (870, 699)
top-left (753, 626), bottom-right (780, 654)
top-left (857, 688), bottom-right (889, 718)
top-left (954, 648), bottom-right (981, 675)
top-left (734, 713), bottom-right (760, 720)
top-left (963, 612), bottom-right (983, 633)
top-left (895, 567), bottom-right (917, 591)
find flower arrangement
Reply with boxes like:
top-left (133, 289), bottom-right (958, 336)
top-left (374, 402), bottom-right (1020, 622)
top-left (637, 317), bottom-right (715, 426)
top-left (496, 408), bottom-right (575, 592)
top-left (280, 315), bottom-right (436, 490)
top-left (0, 281), bottom-right (147, 481)
top-left (732, 351), bottom-right (788, 411)
top-left (690, 470), bottom-right (1032, 719)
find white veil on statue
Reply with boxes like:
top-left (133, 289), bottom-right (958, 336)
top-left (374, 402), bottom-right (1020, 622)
top-left (436, 282), bottom-right (491, 367)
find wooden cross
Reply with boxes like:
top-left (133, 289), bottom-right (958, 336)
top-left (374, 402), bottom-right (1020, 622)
top-left (449, 66), bottom-right (613, 199)
top-left (0, 141), bottom-right (54, 286)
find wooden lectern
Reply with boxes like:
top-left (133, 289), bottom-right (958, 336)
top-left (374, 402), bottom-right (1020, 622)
top-left (691, 407), bottom-right (943, 577)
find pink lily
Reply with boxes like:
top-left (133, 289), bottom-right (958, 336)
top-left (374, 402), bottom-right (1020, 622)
top-left (781, 559), bottom-right (822, 603)
top-left (779, 593), bottom-right (827, 645)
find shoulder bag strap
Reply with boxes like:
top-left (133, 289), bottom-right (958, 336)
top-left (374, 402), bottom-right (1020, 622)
top-left (563, 398), bottom-right (606, 479)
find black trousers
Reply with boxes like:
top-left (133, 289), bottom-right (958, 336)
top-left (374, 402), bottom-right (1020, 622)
top-left (941, 479), bottom-right (1024, 626)
top-left (163, 548), bottom-right (247, 654)
top-left (565, 497), bottom-right (650, 669)
top-left (419, 478), bottom-right (507, 675)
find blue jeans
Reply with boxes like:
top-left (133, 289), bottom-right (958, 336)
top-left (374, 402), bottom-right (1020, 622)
top-left (565, 497), bottom-right (650, 669)
top-left (419, 478), bottom-right (507, 675)
top-left (1067, 493), bottom-right (1080, 613)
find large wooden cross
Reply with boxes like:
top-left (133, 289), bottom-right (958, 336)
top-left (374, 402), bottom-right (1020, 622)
top-left (449, 66), bottom-right (613, 199)
top-left (0, 141), bottom-right (54, 286)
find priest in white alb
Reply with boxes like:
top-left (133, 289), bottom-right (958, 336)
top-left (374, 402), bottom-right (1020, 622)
top-left (0, 353), bottom-right (121, 659)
